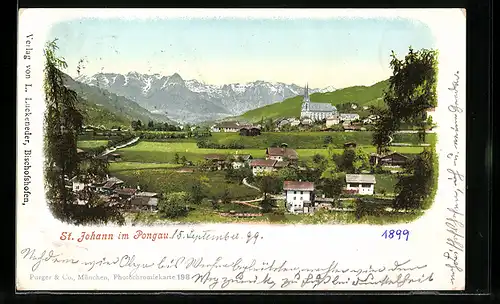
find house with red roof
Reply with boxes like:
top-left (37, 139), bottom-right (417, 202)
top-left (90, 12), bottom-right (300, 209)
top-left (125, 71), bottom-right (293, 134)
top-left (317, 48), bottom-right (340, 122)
top-left (265, 147), bottom-right (299, 162)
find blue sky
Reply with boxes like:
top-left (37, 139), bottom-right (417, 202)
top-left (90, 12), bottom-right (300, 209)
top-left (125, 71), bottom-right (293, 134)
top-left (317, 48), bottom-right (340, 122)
top-left (49, 17), bottom-right (435, 88)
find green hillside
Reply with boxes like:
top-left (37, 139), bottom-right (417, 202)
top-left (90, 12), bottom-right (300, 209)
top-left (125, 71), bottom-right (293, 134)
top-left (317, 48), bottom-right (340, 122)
top-left (238, 79), bottom-right (389, 122)
top-left (77, 102), bottom-right (131, 128)
top-left (62, 73), bottom-right (177, 127)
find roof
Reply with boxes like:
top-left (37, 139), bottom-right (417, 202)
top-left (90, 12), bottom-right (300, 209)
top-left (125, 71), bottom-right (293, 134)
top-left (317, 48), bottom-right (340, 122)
top-left (204, 154), bottom-right (227, 161)
top-left (115, 188), bottom-right (137, 195)
top-left (340, 113), bottom-right (360, 119)
top-left (274, 161), bottom-right (290, 168)
top-left (327, 114), bottom-right (340, 120)
top-left (231, 154), bottom-right (252, 161)
top-left (345, 174), bottom-right (376, 184)
top-left (250, 159), bottom-right (277, 167)
top-left (306, 102), bottom-right (337, 112)
top-left (136, 192), bottom-right (159, 197)
top-left (283, 181), bottom-right (315, 191)
top-left (239, 125), bottom-right (261, 130)
top-left (214, 122), bottom-right (240, 129)
top-left (380, 152), bottom-right (408, 159)
top-left (107, 176), bottom-right (124, 184)
top-left (266, 147), bottom-right (298, 159)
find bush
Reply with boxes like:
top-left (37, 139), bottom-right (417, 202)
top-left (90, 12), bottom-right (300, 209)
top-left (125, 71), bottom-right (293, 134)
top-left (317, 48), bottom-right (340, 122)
top-left (158, 192), bottom-right (190, 218)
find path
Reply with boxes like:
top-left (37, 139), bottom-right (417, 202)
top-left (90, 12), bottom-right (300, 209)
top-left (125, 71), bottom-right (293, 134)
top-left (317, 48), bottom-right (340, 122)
top-left (98, 137), bottom-right (140, 158)
top-left (242, 178), bottom-right (260, 191)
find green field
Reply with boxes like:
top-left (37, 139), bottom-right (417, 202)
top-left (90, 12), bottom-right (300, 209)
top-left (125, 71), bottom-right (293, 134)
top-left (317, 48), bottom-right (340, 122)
top-left (374, 174), bottom-right (399, 194)
top-left (117, 141), bottom-right (426, 164)
top-left (109, 165), bottom-right (260, 201)
top-left (237, 80), bottom-right (389, 122)
top-left (109, 162), bottom-right (183, 172)
top-left (77, 140), bottom-right (109, 149)
top-left (206, 131), bottom-right (435, 149)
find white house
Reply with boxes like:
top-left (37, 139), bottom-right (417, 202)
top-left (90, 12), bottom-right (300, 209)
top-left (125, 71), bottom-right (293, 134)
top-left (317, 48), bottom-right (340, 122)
top-left (345, 174), bottom-right (376, 195)
top-left (326, 114), bottom-right (340, 127)
top-left (340, 113), bottom-right (360, 123)
top-left (283, 181), bottom-right (315, 214)
top-left (290, 118), bottom-right (301, 127)
top-left (250, 159), bottom-right (277, 176)
top-left (230, 154), bottom-right (252, 169)
top-left (210, 122), bottom-right (241, 133)
top-left (71, 176), bottom-right (86, 192)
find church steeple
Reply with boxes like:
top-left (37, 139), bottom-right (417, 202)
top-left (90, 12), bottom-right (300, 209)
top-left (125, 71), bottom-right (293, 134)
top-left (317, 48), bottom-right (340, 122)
top-left (304, 83), bottom-right (310, 103)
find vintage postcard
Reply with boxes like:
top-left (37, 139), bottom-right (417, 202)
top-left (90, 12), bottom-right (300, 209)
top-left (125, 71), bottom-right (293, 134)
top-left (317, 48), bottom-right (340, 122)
top-left (16, 9), bottom-right (466, 291)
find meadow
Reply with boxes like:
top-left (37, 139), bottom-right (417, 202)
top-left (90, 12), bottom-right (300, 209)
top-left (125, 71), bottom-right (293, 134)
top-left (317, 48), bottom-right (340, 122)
top-left (77, 140), bottom-right (109, 149)
top-left (109, 165), bottom-right (261, 201)
top-left (116, 141), bottom-right (426, 164)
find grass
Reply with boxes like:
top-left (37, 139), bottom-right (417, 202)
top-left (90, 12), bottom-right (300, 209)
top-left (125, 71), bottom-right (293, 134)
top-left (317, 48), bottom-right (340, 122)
top-left (77, 140), bottom-right (109, 149)
top-left (109, 162), bottom-right (183, 172)
top-left (109, 166), bottom-right (261, 201)
top-left (206, 131), bottom-right (435, 149)
top-left (374, 174), bottom-right (399, 194)
top-left (118, 142), bottom-right (426, 164)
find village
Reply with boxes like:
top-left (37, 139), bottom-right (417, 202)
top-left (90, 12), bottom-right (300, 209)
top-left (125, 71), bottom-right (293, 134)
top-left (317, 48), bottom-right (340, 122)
top-left (70, 84), bottom-right (436, 222)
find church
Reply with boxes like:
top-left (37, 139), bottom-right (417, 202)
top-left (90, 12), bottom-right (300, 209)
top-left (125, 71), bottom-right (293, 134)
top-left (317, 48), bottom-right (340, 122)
top-left (300, 84), bottom-right (338, 121)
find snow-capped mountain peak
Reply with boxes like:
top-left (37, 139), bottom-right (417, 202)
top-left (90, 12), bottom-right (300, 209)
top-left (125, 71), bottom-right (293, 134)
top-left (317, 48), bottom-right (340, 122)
top-left (75, 72), bottom-right (336, 123)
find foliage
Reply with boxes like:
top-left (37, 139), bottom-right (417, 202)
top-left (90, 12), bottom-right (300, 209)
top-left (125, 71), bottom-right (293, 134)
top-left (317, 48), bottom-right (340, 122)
top-left (43, 40), bottom-right (124, 225)
top-left (393, 148), bottom-right (435, 210)
top-left (158, 192), bottom-right (190, 218)
top-left (372, 47), bottom-right (438, 153)
top-left (319, 174), bottom-right (346, 198)
top-left (256, 172), bottom-right (282, 198)
top-left (337, 147), bottom-right (370, 174)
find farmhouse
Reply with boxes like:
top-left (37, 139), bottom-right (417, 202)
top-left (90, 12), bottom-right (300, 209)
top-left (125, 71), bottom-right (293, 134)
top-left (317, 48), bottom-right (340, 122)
top-left (326, 114), bottom-right (340, 127)
top-left (345, 174), bottom-right (376, 195)
top-left (340, 113), bottom-right (360, 123)
top-left (276, 118), bottom-right (290, 129)
top-left (70, 176), bottom-right (86, 192)
top-left (266, 147), bottom-right (298, 161)
top-left (283, 181), bottom-right (315, 214)
top-left (211, 122), bottom-right (241, 133)
top-left (131, 192), bottom-right (159, 211)
top-left (379, 152), bottom-right (409, 166)
top-left (250, 159), bottom-right (277, 176)
top-left (344, 142), bottom-right (357, 149)
top-left (300, 84), bottom-right (338, 121)
top-left (239, 126), bottom-right (261, 136)
top-left (204, 154), bottom-right (228, 170)
top-left (114, 188), bottom-right (137, 199)
top-left (230, 154), bottom-right (253, 169)
top-left (101, 176), bottom-right (124, 194)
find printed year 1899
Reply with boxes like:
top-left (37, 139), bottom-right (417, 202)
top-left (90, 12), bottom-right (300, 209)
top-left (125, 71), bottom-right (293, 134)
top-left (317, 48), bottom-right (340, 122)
top-left (382, 229), bottom-right (410, 241)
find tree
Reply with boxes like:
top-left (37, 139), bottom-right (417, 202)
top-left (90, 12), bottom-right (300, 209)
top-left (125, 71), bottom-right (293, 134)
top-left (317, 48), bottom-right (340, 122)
top-left (278, 167), bottom-right (299, 182)
top-left (320, 163), bottom-right (338, 179)
top-left (180, 155), bottom-right (188, 164)
top-left (372, 47), bottom-right (438, 153)
top-left (43, 39), bottom-right (123, 225)
top-left (220, 187), bottom-right (231, 205)
top-left (257, 172), bottom-right (281, 199)
top-left (147, 120), bottom-right (154, 129)
top-left (189, 179), bottom-right (205, 204)
top-left (320, 174), bottom-right (345, 198)
top-left (352, 147), bottom-right (370, 173)
top-left (158, 192), bottom-right (189, 218)
top-left (324, 135), bottom-right (333, 145)
top-left (393, 148), bottom-right (435, 210)
top-left (174, 153), bottom-right (180, 164)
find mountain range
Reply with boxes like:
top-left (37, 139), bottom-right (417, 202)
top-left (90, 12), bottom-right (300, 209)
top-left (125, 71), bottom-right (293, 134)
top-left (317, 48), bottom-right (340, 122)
top-left (75, 72), bottom-right (336, 124)
top-left (62, 73), bottom-right (176, 128)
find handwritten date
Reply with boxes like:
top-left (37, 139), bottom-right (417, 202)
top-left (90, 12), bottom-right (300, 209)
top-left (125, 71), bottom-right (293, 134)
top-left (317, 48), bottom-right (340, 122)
top-left (382, 229), bottom-right (409, 241)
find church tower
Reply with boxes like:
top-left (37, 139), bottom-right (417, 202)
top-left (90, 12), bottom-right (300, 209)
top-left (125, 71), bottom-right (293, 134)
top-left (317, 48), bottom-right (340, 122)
top-left (302, 83), bottom-right (310, 112)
